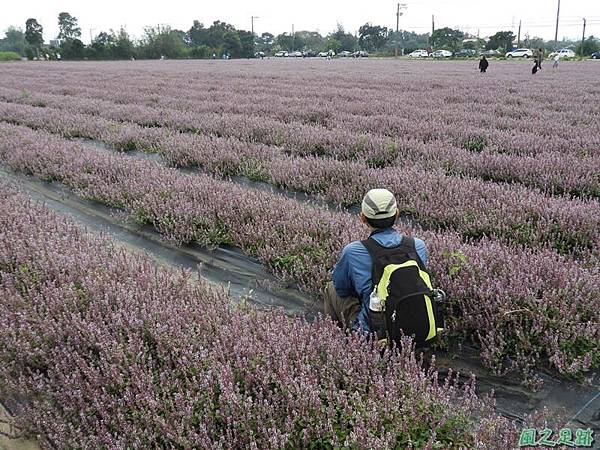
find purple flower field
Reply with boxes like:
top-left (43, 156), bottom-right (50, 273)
top-left (0, 184), bottom-right (519, 448)
top-left (0, 59), bottom-right (598, 447)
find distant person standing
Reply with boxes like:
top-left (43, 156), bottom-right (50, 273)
top-left (535, 48), bottom-right (544, 69)
top-left (553, 54), bottom-right (560, 69)
top-left (479, 55), bottom-right (489, 73)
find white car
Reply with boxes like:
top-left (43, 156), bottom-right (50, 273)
top-left (289, 51), bottom-right (303, 57)
top-left (274, 51), bottom-right (288, 57)
top-left (548, 48), bottom-right (576, 59)
top-left (505, 48), bottom-right (533, 58)
top-left (408, 49), bottom-right (429, 58)
top-left (430, 50), bottom-right (453, 58)
top-left (318, 50), bottom-right (335, 57)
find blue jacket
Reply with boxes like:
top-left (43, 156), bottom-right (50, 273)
top-left (332, 228), bottom-right (428, 332)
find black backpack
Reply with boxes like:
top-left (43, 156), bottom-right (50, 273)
top-left (362, 236), bottom-right (444, 347)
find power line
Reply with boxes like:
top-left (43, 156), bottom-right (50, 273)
top-left (404, 21), bottom-right (600, 30)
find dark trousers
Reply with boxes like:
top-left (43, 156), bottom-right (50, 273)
top-left (324, 282), bottom-right (384, 334)
top-left (324, 282), bottom-right (361, 330)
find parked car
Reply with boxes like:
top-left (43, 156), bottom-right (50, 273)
top-left (302, 50), bottom-right (317, 57)
top-left (430, 49), bottom-right (453, 58)
top-left (408, 49), bottom-right (429, 58)
top-left (254, 51), bottom-right (265, 58)
top-left (481, 49), bottom-right (502, 57)
top-left (505, 48), bottom-right (533, 58)
top-left (289, 51), bottom-right (303, 57)
top-left (548, 48), bottom-right (576, 59)
top-left (455, 49), bottom-right (477, 58)
top-left (318, 50), bottom-right (335, 57)
top-left (352, 50), bottom-right (369, 58)
top-left (274, 51), bottom-right (288, 57)
top-left (592, 51), bottom-right (600, 59)
top-left (338, 51), bottom-right (352, 57)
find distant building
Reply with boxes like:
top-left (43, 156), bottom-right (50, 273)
top-left (49, 39), bottom-right (63, 48)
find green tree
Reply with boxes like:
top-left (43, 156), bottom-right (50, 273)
top-left (486, 31), bottom-right (515, 52)
top-left (358, 23), bottom-right (390, 52)
top-left (57, 12), bottom-right (81, 40)
top-left (60, 38), bottom-right (85, 59)
top-left (221, 29), bottom-right (241, 56)
top-left (112, 28), bottom-right (135, 59)
top-left (206, 21), bottom-right (236, 49)
top-left (276, 33), bottom-right (301, 51)
top-left (172, 29), bottom-right (188, 46)
top-left (238, 30), bottom-right (254, 57)
top-left (255, 32), bottom-right (275, 54)
top-left (525, 36), bottom-right (545, 50)
top-left (0, 27), bottom-right (27, 55)
top-left (463, 38), bottom-right (485, 51)
top-left (325, 38), bottom-right (341, 53)
top-left (296, 31), bottom-right (323, 51)
top-left (140, 25), bottom-right (185, 58)
top-left (25, 19), bottom-right (43, 56)
top-left (576, 35), bottom-right (599, 56)
top-left (430, 27), bottom-right (464, 52)
top-left (328, 24), bottom-right (356, 51)
top-left (88, 31), bottom-right (115, 59)
top-left (188, 20), bottom-right (209, 46)
top-left (398, 30), bottom-right (430, 54)
top-left (189, 45), bottom-right (209, 58)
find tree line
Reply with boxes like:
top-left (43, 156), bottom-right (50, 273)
top-left (1, 12), bottom-right (598, 60)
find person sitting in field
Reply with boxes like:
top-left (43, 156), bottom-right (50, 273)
top-left (479, 55), bottom-right (489, 73)
top-left (325, 188), bottom-right (432, 341)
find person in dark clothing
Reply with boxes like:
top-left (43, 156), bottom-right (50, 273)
top-left (535, 48), bottom-right (544, 69)
top-left (479, 55), bottom-right (489, 73)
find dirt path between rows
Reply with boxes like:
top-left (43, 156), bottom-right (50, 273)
top-left (0, 403), bottom-right (39, 450)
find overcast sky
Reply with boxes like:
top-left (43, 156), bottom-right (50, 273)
top-left (3, 0), bottom-right (599, 43)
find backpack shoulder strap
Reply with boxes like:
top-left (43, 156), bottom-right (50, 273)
top-left (362, 235), bottom-right (417, 260)
top-left (397, 236), bottom-right (426, 270)
top-left (361, 237), bottom-right (390, 288)
top-left (361, 236), bottom-right (387, 260)
top-left (397, 236), bottom-right (415, 253)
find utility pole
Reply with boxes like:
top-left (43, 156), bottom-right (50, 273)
top-left (251, 16), bottom-right (259, 52)
top-left (580, 18), bottom-right (586, 57)
top-left (431, 15), bottom-right (435, 48)
top-left (251, 16), bottom-right (259, 37)
top-left (517, 20), bottom-right (521, 47)
top-left (291, 24), bottom-right (294, 52)
top-left (395, 3), bottom-right (407, 57)
top-left (396, 3), bottom-right (400, 57)
top-left (554, 0), bottom-right (561, 50)
top-left (89, 28), bottom-right (95, 45)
